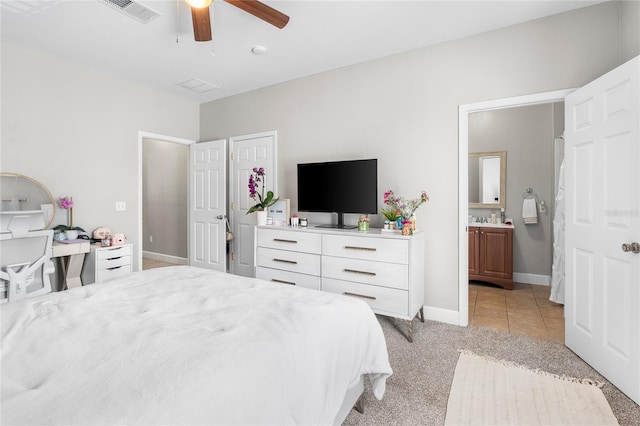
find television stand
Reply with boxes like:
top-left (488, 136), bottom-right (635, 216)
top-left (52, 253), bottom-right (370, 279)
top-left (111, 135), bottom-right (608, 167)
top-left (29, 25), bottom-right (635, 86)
top-left (314, 212), bottom-right (357, 229)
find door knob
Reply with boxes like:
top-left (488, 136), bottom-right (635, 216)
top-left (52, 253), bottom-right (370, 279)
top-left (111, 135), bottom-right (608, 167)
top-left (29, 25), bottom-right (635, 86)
top-left (621, 242), bottom-right (640, 254)
top-left (216, 214), bottom-right (227, 220)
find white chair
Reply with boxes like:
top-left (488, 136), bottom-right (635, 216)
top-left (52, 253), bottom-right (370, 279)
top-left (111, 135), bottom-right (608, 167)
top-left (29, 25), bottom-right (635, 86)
top-left (0, 229), bottom-right (55, 303)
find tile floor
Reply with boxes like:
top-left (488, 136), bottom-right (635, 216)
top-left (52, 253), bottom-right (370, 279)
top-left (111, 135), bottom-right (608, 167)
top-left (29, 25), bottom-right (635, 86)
top-left (469, 281), bottom-right (565, 342)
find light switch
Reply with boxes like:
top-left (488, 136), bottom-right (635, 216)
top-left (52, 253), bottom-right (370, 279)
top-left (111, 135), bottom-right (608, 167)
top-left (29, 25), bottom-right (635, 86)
top-left (115, 201), bottom-right (126, 211)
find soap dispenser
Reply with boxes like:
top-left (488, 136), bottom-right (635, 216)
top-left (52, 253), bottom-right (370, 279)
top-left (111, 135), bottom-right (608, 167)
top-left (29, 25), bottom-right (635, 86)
top-left (500, 208), bottom-right (505, 223)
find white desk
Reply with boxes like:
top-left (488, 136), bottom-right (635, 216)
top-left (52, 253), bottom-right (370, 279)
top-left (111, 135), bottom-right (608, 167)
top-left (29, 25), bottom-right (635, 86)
top-left (52, 241), bottom-right (90, 290)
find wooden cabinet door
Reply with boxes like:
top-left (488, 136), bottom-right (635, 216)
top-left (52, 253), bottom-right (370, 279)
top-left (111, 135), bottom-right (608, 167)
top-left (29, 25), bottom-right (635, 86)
top-left (478, 228), bottom-right (513, 281)
top-left (468, 227), bottom-right (480, 275)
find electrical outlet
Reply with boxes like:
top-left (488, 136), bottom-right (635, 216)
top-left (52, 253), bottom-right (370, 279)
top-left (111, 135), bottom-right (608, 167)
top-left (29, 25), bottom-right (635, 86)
top-left (115, 201), bottom-right (126, 211)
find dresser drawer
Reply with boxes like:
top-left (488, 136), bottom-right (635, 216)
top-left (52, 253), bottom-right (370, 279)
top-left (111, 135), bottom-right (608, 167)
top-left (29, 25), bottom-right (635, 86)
top-left (97, 245), bottom-right (132, 261)
top-left (322, 256), bottom-right (409, 290)
top-left (322, 278), bottom-right (409, 317)
top-left (322, 234), bottom-right (409, 264)
top-left (97, 255), bottom-right (131, 271)
top-left (256, 267), bottom-right (321, 291)
top-left (256, 247), bottom-right (321, 276)
top-left (97, 263), bottom-right (132, 282)
top-left (257, 228), bottom-right (321, 254)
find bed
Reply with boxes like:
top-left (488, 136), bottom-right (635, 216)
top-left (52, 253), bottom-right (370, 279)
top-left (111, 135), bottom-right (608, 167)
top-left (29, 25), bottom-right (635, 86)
top-left (1, 265), bottom-right (392, 425)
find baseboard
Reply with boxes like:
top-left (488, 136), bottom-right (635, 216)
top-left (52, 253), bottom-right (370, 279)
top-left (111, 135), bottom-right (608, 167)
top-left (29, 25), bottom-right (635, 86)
top-left (513, 272), bottom-right (550, 286)
top-left (142, 251), bottom-right (187, 265)
top-left (422, 305), bottom-right (460, 326)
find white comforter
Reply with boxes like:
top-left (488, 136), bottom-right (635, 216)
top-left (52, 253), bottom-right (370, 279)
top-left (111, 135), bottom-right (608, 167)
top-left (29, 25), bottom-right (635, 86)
top-left (1, 266), bottom-right (392, 425)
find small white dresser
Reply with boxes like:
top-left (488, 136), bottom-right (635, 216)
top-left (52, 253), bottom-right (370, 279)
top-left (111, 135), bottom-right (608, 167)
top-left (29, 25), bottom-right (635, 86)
top-left (255, 226), bottom-right (424, 341)
top-left (82, 243), bottom-right (133, 285)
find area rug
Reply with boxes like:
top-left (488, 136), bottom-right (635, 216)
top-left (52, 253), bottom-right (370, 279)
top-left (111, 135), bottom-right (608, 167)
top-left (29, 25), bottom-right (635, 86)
top-left (444, 350), bottom-right (619, 425)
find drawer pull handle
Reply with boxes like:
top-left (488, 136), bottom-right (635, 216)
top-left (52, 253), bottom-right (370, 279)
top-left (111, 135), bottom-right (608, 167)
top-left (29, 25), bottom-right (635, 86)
top-left (274, 238), bottom-right (297, 244)
top-left (343, 291), bottom-right (377, 301)
top-left (107, 256), bottom-right (122, 261)
top-left (272, 279), bottom-right (296, 286)
top-left (344, 268), bottom-right (376, 276)
top-left (344, 245), bottom-right (376, 252)
top-left (106, 266), bottom-right (123, 271)
top-left (274, 258), bottom-right (297, 265)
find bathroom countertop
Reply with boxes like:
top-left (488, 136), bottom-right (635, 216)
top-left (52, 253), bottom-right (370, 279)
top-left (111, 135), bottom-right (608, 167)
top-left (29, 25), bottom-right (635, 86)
top-left (468, 222), bottom-right (515, 229)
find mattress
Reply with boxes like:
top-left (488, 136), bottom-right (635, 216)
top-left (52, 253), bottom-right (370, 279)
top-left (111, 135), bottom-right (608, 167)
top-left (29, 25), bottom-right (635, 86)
top-left (1, 265), bottom-right (392, 425)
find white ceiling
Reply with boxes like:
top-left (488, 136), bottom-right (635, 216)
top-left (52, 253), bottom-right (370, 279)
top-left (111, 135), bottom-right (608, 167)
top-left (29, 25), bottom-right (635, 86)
top-left (1, 0), bottom-right (605, 103)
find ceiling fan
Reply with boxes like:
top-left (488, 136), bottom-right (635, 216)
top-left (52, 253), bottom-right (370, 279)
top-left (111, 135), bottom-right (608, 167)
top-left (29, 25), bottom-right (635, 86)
top-left (186, 0), bottom-right (290, 42)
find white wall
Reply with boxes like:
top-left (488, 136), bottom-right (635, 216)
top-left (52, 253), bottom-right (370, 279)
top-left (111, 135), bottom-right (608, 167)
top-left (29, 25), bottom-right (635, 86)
top-left (199, 2), bottom-right (635, 315)
top-left (1, 42), bottom-right (199, 270)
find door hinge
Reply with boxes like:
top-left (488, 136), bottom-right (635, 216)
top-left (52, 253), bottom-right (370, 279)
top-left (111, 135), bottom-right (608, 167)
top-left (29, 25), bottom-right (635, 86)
top-left (231, 251), bottom-right (235, 261)
top-left (230, 152), bottom-right (234, 161)
top-left (231, 202), bottom-right (235, 210)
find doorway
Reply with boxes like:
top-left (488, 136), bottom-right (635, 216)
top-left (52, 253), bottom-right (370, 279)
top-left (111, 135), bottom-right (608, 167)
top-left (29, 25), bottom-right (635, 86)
top-left (458, 89), bottom-right (574, 328)
top-left (137, 131), bottom-right (195, 272)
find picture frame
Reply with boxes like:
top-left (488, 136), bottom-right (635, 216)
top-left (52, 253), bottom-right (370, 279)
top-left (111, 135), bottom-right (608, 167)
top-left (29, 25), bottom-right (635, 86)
top-left (268, 199), bottom-right (290, 226)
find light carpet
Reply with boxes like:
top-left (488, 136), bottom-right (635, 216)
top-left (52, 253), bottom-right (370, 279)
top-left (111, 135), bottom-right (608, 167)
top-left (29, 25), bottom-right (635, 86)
top-left (444, 350), bottom-right (619, 425)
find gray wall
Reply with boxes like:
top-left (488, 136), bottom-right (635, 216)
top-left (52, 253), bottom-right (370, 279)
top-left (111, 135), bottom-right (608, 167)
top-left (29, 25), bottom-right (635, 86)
top-left (1, 42), bottom-right (199, 271)
top-left (469, 103), bottom-right (564, 278)
top-left (142, 139), bottom-right (188, 259)
top-left (198, 2), bottom-right (638, 314)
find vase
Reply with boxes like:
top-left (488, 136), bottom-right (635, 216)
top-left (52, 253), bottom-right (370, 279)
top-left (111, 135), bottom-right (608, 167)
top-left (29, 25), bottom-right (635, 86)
top-left (396, 218), bottom-right (403, 230)
top-left (65, 229), bottom-right (79, 240)
top-left (256, 210), bottom-right (268, 226)
top-left (402, 224), bottom-right (412, 236)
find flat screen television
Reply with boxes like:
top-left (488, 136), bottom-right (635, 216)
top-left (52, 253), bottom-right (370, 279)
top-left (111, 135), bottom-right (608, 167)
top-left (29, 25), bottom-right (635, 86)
top-left (297, 158), bottom-right (377, 229)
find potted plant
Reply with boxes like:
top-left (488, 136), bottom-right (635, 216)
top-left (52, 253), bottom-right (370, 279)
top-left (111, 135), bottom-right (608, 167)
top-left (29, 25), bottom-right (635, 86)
top-left (381, 207), bottom-right (401, 228)
top-left (54, 196), bottom-right (85, 240)
top-left (247, 167), bottom-right (278, 225)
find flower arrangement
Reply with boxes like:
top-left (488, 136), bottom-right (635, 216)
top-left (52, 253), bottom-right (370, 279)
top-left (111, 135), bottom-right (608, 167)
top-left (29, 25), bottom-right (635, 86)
top-left (246, 167), bottom-right (279, 214)
top-left (383, 189), bottom-right (429, 221)
top-left (54, 196), bottom-right (85, 232)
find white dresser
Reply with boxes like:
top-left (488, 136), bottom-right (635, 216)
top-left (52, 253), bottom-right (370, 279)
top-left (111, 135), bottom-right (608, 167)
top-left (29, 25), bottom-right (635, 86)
top-left (82, 243), bottom-right (133, 285)
top-left (255, 226), bottom-right (424, 341)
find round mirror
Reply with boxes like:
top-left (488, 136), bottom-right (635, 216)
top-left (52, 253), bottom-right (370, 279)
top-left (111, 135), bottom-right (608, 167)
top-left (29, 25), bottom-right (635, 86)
top-left (1, 173), bottom-right (55, 229)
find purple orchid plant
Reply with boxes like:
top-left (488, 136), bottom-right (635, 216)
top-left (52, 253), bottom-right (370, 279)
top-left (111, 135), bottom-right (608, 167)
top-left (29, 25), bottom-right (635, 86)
top-left (247, 167), bottom-right (279, 214)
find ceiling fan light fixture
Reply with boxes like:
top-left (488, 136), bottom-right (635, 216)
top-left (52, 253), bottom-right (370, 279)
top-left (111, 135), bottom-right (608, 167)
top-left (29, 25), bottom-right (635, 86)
top-left (185, 0), bottom-right (212, 9)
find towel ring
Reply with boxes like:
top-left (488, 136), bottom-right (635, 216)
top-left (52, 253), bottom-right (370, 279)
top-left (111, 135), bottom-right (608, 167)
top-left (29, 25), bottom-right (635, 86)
top-left (523, 187), bottom-right (536, 199)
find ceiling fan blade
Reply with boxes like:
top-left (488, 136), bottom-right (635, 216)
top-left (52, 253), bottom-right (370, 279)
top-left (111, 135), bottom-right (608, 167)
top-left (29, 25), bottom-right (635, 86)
top-left (224, 0), bottom-right (289, 29)
top-left (191, 6), bottom-right (212, 42)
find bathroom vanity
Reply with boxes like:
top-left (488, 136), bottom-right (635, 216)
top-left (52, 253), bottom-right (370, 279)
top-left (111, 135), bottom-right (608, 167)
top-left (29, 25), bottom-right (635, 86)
top-left (468, 223), bottom-right (513, 289)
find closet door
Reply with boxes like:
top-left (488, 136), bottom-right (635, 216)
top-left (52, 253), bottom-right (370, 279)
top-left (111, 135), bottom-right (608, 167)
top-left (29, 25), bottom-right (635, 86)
top-left (229, 131), bottom-right (277, 278)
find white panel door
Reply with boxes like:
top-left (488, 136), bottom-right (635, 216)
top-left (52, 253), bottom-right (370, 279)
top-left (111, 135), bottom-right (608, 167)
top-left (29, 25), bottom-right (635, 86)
top-left (189, 139), bottom-right (227, 272)
top-left (565, 56), bottom-right (639, 405)
top-left (229, 131), bottom-right (277, 277)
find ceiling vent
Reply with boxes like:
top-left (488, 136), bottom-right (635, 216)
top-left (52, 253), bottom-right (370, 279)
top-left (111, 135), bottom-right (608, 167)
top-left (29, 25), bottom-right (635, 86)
top-left (98, 0), bottom-right (160, 24)
top-left (176, 78), bottom-right (220, 94)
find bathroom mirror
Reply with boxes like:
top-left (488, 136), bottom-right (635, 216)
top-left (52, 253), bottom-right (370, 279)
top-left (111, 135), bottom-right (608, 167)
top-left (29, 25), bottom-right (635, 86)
top-left (468, 151), bottom-right (506, 209)
top-left (1, 173), bottom-right (55, 229)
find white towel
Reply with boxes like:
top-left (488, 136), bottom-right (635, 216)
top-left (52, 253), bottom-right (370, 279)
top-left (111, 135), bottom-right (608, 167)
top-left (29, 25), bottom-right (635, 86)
top-left (522, 198), bottom-right (538, 224)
